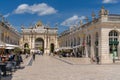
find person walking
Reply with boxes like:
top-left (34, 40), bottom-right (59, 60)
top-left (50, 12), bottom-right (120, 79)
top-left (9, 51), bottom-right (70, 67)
top-left (25, 53), bottom-right (28, 58)
top-left (33, 53), bottom-right (36, 61)
top-left (96, 56), bottom-right (100, 64)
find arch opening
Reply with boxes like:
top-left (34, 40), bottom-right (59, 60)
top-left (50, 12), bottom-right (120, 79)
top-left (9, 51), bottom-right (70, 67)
top-left (35, 38), bottom-right (44, 53)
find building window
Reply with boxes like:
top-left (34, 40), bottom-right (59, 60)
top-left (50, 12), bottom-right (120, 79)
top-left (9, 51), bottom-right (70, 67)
top-left (71, 41), bottom-right (73, 47)
top-left (66, 41), bottom-right (67, 47)
top-left (95, 32), bottom-right (99, 46)
top-left (74, 38), bottom-right (76, 46)
top-left (78, 37), bottom-right (80, 45)
top-left (94, 32), bottom-right (99, 57)
top-left (89, 35), bottom-right (91, 46)
top-left (87, 35), bottom-right (91, 46)
top-left (109, 30), bottom-right (119, 58)
top-left (1, 32), bottom-right (4, 41)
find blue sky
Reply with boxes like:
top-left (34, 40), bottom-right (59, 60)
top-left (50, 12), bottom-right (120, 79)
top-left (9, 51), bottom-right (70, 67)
top-left (0, 0), bottom-right (120, 33)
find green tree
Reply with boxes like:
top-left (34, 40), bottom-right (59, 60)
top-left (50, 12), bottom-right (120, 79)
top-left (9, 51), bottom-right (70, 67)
top-left (14, 47), bottom-right (22, 54)
top-left (39, 47), bottom-right (43, 51)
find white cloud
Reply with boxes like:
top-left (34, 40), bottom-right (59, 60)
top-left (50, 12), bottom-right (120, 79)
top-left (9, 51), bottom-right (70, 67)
top-left (102, 0), bottom-right (118, 3)
top-left (61, 15), bottom-right (86, 26)
top-left (14, 3), bottom-right (57, 16)
top-left (4, 13), bottom-right (10, 18)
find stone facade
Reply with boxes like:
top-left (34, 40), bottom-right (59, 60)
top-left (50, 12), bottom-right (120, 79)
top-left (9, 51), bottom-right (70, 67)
top-left (20, 21), bottom-right (58, 54)
top-left (58, 7), bottom-right (120, 64)
top-left (0, 15), bottom-right (20, 49)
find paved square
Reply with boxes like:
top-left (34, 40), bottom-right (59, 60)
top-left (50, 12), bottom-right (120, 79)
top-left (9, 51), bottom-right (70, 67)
top-left (11, 55), bottom-right (120, 80)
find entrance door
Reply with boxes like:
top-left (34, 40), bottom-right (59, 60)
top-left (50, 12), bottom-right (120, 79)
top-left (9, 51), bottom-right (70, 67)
top-left (50, 43), bottom-right (54, 53)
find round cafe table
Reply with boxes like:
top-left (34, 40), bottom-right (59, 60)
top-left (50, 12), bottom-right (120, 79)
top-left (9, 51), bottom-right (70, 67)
top-left (0, 62), bottom-right (7, 76)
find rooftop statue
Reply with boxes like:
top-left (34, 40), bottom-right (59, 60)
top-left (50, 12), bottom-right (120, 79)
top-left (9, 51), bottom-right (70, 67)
top-left (36, 21), bottom-right (43, 27)
top-left (99, 6), bottom-right (109, 16)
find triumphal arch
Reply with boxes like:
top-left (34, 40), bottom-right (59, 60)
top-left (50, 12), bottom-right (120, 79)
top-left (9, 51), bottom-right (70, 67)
top-left (20, 21), bottom-right (58, 54)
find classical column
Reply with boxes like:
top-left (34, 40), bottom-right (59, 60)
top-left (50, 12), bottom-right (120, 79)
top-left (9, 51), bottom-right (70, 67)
top-left (85, 46), bottom-right (88, 57)
top-left (85, 36), bottom-right (88, 58)
top-left (32, 35), bottom-right (35, 49)
top-left (47, 36), bottom-right (50, 52)
top-left (45, 27), bottom-right (49, 54)
top-left (55, 34), bottom-right (58, 49)
top-left (30, 30), bottom-right (33, 49)
top-left (90, 33), bottom-right (95, 58)
top-left (118, 34), bottom-right (120, 58)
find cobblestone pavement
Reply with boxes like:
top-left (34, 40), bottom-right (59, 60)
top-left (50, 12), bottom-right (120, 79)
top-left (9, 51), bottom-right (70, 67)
top-left (9, 55), bottom-right (120, 80)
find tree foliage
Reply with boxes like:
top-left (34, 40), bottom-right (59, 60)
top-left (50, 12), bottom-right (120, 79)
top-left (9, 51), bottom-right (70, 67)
top-left (14, 47), bottom-right (21, 54)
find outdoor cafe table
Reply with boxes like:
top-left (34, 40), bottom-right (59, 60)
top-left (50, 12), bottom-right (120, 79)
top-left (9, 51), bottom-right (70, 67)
top-left (0, 62), bottom-right (7, 76)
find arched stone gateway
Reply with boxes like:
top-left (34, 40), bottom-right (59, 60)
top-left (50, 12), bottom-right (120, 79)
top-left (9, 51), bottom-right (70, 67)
top-left (35, 38), bottom-right (44, 52)
top-left (20, 21), bottom-right (58, 54)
